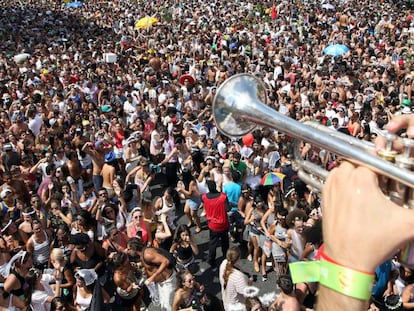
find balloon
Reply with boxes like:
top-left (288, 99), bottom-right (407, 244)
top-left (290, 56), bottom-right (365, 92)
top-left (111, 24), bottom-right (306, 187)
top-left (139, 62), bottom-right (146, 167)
top-left (242, 133), bottom-right (254, 147)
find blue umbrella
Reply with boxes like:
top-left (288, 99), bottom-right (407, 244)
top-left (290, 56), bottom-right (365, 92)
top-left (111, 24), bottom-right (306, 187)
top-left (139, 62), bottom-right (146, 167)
top-left (65, 1), bottom-right (82, 9)
top-left (323, 44), bottom-right (349, 56)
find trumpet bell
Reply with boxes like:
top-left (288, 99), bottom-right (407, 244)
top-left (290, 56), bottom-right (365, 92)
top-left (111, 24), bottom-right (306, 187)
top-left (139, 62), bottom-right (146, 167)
top-left (213, 74), bottom-right (267, 137)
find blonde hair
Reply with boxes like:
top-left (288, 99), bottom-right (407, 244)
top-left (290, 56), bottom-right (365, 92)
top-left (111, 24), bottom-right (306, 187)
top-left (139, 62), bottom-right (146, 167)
top-left (223, 246), bottom-right (241, 289)
top-left (50, 248), bottom-right (65, 263)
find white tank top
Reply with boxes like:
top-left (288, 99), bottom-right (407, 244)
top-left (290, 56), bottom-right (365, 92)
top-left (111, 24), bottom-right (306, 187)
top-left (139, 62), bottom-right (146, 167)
top-left (76, 290), bottom-right (92, 311)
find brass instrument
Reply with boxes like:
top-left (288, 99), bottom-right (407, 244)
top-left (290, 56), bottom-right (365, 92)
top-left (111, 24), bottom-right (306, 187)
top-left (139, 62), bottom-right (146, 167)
top-left (212, 73), bottom-right (414, 267)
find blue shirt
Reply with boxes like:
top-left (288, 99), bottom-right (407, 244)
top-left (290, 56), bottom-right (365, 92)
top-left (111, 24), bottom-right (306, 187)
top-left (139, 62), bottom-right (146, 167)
top-left (223, 182), bottom-right (241, 211)
top-left (372, 260), bottom-right (391, 298)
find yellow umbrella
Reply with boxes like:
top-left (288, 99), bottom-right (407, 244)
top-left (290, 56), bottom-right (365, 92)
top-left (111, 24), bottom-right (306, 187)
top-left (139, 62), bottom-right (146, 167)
top-left (135, 16), bottom-right (158, 29)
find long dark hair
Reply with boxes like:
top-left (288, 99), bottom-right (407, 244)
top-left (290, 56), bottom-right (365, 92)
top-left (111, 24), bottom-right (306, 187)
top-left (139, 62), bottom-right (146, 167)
top-left (24, 268), bottom-right (41, 306)
top-left (173, 224), bottom-right (190, 244)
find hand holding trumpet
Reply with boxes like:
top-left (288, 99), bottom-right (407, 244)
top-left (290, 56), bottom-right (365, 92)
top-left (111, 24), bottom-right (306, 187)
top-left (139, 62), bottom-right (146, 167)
top-left (319, 115), bottom-right (414, 310)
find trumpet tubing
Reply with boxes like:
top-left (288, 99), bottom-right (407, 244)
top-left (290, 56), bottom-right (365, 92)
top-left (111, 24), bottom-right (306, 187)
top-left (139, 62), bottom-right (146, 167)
top-left (213, 73), bottom-right (414, 268)
top-left (212, 73), bottom-right (414, 196)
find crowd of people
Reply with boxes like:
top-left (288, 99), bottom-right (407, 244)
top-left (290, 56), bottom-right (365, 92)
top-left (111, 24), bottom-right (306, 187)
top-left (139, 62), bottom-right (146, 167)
top-left (1, 0), bottom-right (414, 309)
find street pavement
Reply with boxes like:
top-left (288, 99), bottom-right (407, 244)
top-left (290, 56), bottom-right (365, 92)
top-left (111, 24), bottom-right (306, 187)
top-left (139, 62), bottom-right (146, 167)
top-left (148, 206), bottom-right (280, 310)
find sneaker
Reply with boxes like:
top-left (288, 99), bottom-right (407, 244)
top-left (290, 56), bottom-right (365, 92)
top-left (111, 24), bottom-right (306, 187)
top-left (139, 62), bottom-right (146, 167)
top-left (247, 254), bottom-right (253, 262)
top-left (262, 274), bottom-right (268, 282)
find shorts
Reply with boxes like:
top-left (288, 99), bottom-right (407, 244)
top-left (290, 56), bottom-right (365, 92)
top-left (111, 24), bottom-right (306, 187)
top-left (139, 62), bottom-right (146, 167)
top-left (271, 244), bottom-right (287, 263)
top-left (186, 197), bottom-right (201, 211)
top-left (248, 225), bottom-right (263, 238)
top-left (157, 272), bottom-right (176, 311)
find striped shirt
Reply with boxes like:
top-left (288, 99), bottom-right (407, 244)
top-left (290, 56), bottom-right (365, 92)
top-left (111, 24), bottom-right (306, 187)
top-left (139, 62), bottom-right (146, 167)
top-left (33, 231), bottom-right (50, 266)
top-left (219, 259), bottom-right (249, 311)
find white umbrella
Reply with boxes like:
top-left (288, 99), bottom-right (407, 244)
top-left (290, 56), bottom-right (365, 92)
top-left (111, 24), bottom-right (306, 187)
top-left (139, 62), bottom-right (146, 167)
top-left (13, 53), bottom-right (30, 63)
top-left (322, 3), bottom-right (335, 10)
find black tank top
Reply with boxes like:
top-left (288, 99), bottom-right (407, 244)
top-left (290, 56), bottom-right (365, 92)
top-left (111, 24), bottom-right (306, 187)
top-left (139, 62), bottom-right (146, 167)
top-left (8, 269), bottom-right (25, 297)
top-left (176, 244), bottom-right (193, 261)
top-left (74, 250), bottom-right (105, 276)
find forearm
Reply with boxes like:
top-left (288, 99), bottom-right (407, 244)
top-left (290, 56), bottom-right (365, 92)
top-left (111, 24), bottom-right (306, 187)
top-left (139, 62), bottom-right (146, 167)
top-left (94, 261), bottom-right (104, 272)
top-left (317, 285), bottom-right (368, 311)
top-left (140, 177), bottom-right (152, 193)
top-left (58, 213), bottom-right (72, 226)
top-left (190, 241), bottom-right (199, 255)
top-left (403, 302), bottom-right (414, 309)
top-left (148, 264), bottom-right (168, 281)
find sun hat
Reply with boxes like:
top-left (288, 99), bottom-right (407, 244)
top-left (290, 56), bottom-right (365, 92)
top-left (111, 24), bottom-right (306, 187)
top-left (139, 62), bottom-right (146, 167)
top-left (75, 269), bottom-right (98, 286)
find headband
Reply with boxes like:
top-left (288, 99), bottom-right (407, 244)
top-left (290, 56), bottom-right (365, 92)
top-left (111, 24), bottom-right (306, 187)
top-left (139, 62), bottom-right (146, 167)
top-left (1, 220), bottom-right (12, 233)
top-left (22, 210), bottom-right (36, 216)
top-left (3, 250), bottom-right (27, 277)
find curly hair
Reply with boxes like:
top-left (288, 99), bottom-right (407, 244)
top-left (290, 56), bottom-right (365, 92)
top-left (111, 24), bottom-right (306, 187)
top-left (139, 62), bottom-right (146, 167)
top-left (286, 209), bottom-right (307, 228)
top-left (223, 246), bottom-right (241, 290)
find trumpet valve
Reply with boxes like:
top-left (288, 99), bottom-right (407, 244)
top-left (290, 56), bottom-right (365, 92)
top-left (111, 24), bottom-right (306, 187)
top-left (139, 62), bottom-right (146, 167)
top-left (389, 139), bottom-right (414, 207)
top-left (377, 132), bottom-right (398, 162)
top-left (377, 132), bottom-right (397, 195)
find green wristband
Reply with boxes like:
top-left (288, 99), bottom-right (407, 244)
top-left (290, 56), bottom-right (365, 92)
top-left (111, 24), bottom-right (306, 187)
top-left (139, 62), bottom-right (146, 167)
top-left (289, 261), bottom-right (320, 283)
top-left (319, 260), bottom-right (374, 300)
top-left (289, 260), bottom-right (375, 301)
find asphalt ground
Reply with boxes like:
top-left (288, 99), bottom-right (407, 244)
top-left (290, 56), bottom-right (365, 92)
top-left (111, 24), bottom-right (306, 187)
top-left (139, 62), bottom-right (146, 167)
top-left (146, 205), bottom-right (280, 311)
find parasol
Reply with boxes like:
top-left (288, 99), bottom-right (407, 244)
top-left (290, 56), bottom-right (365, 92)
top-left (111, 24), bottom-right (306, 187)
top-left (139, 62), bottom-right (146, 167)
top-left (65, 1), bottom-right (82, 9)
top-left (323, 44), bottom-right (349, 56)
top-left (260, 172), bottom-right (284, 186)
top-left (13, 53), bottom-right (30, 63)
top-left (321, 3), bottom-right (335, 10)
top-left (135, 16), bottom-right (158, 29)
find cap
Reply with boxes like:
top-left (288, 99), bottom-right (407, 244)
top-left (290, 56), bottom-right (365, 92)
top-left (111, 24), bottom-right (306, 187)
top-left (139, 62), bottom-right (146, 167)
top-left (199, 129), bottom-right (208, 136)
top-left (3, 144), bottom-right (12, 152)
top-left (75, 269), bottom-right (98, 286)
top-left (105, 151), bottom-right (116, 163)
top-left (0, 189), bottom-right (12, 199)
top-left (217, 142), bottom-right (227, 156)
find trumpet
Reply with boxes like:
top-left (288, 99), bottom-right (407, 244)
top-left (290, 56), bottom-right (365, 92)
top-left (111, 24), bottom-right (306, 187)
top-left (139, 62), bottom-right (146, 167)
top-left (212, 73), bottom-right (414, 204)
top-left (213, 73), bottom-right (414, 267)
